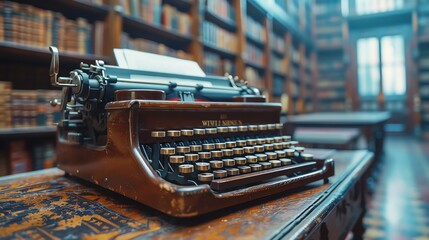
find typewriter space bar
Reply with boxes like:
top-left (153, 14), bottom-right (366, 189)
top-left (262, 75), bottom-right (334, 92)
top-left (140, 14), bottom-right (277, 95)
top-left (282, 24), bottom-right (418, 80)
top-left (210, 162), bottom-right (317, 191)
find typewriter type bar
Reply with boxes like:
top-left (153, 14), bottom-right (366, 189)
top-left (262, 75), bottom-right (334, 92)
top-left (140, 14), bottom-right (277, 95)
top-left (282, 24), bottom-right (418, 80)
top-left (49, 47), bottom-right (334, 217)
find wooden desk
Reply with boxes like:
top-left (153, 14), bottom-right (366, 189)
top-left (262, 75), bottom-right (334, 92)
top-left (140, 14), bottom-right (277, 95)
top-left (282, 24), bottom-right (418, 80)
top-left (284, 112), bottom-right (391, 161)
top-left (0, 150), bottom-right (373, 239)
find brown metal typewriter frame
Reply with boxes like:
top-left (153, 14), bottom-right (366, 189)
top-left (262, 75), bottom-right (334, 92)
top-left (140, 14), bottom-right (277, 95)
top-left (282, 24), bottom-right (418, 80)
top-left (57, 100), bottom-right (334, 217)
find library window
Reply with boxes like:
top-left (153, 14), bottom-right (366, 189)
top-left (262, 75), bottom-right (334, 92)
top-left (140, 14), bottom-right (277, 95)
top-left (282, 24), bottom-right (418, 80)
top-left (357, 35), bottom-right (406, 97)
top-left (355, 0), bottom-right (403, 15)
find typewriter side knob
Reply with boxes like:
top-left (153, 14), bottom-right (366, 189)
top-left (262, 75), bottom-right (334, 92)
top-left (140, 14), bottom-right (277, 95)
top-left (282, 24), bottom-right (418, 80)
top-left (233, 95), bottom-right (266, 103)
top-left (115, 89), bottom-right (166, 101)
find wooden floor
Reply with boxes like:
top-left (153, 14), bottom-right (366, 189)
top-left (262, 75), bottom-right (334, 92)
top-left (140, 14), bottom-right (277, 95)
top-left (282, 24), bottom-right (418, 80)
top-left (364, 136), bottom-right (429, 239)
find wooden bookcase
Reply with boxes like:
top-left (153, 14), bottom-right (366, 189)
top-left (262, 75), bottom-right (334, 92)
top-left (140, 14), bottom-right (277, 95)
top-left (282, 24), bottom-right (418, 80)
top-left (313, 0), bottom-right (348, 112)
top-left (0, 0), bottom-right (315, 175)
top-left (417, 0), bottom-right (429, 139)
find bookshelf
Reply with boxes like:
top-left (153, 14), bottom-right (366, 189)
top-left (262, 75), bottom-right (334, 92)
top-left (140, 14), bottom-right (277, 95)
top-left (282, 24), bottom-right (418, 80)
top-left (0, 0), bottom-right (316, 175)
top-left (314, 0), bottom-right (348, 112)
top-left (418, 0), bottom-right (429, 139)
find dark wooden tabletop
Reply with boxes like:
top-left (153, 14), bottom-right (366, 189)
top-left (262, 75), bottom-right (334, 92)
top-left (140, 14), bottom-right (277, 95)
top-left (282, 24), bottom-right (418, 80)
top-left (0, 149), bottom-right (373, 239)
top-left (285, 112), bottom-right (391, 126)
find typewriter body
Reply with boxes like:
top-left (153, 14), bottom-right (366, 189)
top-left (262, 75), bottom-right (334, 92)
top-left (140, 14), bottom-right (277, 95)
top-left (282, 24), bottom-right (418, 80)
top-left (49, 47), bottom-right (334, 217)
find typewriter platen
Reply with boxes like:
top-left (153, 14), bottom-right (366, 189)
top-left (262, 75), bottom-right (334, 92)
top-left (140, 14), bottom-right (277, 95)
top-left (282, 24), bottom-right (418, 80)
top-left (49, 47), bottom-right (334, 217)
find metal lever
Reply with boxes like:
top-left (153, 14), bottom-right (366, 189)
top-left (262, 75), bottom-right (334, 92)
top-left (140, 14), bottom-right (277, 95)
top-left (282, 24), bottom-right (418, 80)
top-left (49, 46), bottom-right (77, 87)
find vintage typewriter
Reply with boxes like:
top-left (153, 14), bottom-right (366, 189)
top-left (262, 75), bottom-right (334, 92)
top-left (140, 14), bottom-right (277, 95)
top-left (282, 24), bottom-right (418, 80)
top-left (48, 47), bottom-right (334, 217)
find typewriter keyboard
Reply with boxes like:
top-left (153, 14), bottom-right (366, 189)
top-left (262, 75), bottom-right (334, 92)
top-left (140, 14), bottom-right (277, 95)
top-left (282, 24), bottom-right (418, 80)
top-left (141, 123), bottom-right (317, 191)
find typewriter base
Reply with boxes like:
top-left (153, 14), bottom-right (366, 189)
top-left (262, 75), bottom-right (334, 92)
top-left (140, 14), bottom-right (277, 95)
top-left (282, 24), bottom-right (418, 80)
top-left (56, 101), bottom-right (335, 217)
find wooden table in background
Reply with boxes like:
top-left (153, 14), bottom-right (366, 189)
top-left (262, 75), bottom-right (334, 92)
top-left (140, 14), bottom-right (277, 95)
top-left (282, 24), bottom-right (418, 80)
top-left (284, 112), bottom-right (391, 161)
top-left (0, 150), bottom-right (373, 239)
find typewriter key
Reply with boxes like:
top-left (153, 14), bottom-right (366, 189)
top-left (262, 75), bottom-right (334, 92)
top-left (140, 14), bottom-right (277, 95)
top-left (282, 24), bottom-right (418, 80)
top-left (211, 150), bottom-right (223, 158)
top-left (275, 150), bottom-right (286, 158)
top-left (264, 144), bottom-right (274, 151)
top-left (151, 131), bottom-right (166, 138)
top-left (258, 124), bottom-right (268, 131)
top-left (217, 126), bottom-right (229, 133)
top-left (246, 139), bottom-right (256, 146)
top-left (257, 138), bottom-right (266, 145)
top-left (282, 142), bottom-right (292, 148)
top-left (181, 129), bottom-right (194, 136)
top-left (167, 130), bottom-right (181, 137)
top-left (260, 162), bottom-right (272, 170)
top-left (210, 160), bottom-right (223, 169)
top-left (266, 152), bottom-right (277, 160)
top-left (185, 154), bottom-right (199, 162)
top-left (225, 141), bottom-right (237, 148)
top-left (226, 168), bottom-right (240, 176)
top-left (198, 152), bottom-right (211, 160)
top-left (228, 126), bottom-right (238, 132)
top-left (266, 138), bottom-right (274, 144)
top-left (294, 147), bottom-right (305, 153)
top-left (215, 142), bottom-right (226, 149)
top-left (160, 148), bottom-right (175, 155)
top-left (254, 145), bottom-right (265, 153)
top-left (275, 123), bottom-right (283, 130)
top-left (198, 173), bottom-right (214, 182)
top-left (282, 136), bottom-right (292, 141)
top-left (170, 155), bottom-right (185, 164)
top-left (248, 125), bottom-right (258, 131)
top-left (274, 143), bottom-right (283, 150)
top-left (236, 140), bottom-right (247, 147)
top-left (245, 155), bottom-right (258, 164)
top-left (301, 153), bottom-right (314, 161)
top-left (233, 148), bottom-right (244, 155)
top-left (222, 149), bottom-right (234, 157)
top-left (290, 141), bottom-right (299, 147)
top-left (238, 166), bottom-right (251, 174)
top-left (234, 157), bottom-right (247, 166)
top-left (274, 137), bottom-right (283, 143)
top-left (203, 143), bottom-right (215, 151)
top-left (244, 146), bottom-right (255, 154)
top-left (223, 159), bottom-right (236, 167)
top-left (213, 170), bottom-right (228, 179)
top-left (268, 124), bottom-right (276, 130)
top-left (196, 162), bottom-right (210, 171)
top-left (269, 160), bottom-right (282, 167)
top-left (178, 164), bottom-right (194, 174)
top-left (279, 158), bottom-right (292, 166)
top-left (176, 146), bottom-right (190, 154)
top-left (206, 128), bottom-right (217, 134)
top-left (249, 164), bottom-right (262, 171)
top-left (256, 154), bottom-right (268, 162)
top-left (238, 126), bottom-right (248, 132)
top-left (190, 145), bottom-right (202, 152)
top-left (194, 128), bottom-right (206, 135)
top-left (284, 149), bottom-right (295, 157)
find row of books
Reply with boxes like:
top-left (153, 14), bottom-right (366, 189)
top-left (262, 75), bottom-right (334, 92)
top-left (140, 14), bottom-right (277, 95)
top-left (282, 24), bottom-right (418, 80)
top-left (318, 102), bottom-right (346, 111)
top-left (0, 82), bottom-right (11, 129)
top-left (420, 85), bottom-right (429, 96)
top-left (317, 90), bottom-right (345, 99)
top-left (318, 59), bottom-right (345, 71)
top-left (316, 37), bottom-right (343, 48)
top-left (0, 140), bottom-right (55, 176)
top-left (290, 66), bottom-right (299, 80)
top-left (290, 81), bottom-right (299, 98)
top-left (203, 51), bottom-right (235, 76)
top-left (206, 0), bottom-right (235, 23)
top-left (272, 76), bottom-right (285, 97)
top-left (121, 0), bottom-right (191, 35)
top-left (245, 16), bottom-right (266, 43)
top-left (317, 80), bottom-right (345, 88)
top-left (271, 55), bottom-right (287, 75)
top-left (270, 33), bottom-right (286, 54)
top-left (244, 66), bottom-right (264, 90)
top-left (291, 46), bottom-right (300, 64)
top-left (0, 84), bottom-right (61, 129)
top-left (202, 21), bottom-right (237, 53)
top-left (314, 2), bottom-right (342, 15)
top-left (0, 1), bottom-right (99, 54)
top-left (315, 26), bottom-right (343, 37)
top-left (245, 43), bottom-right (265, 67)
top-left (121, 32), bottom-right (192, 59)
